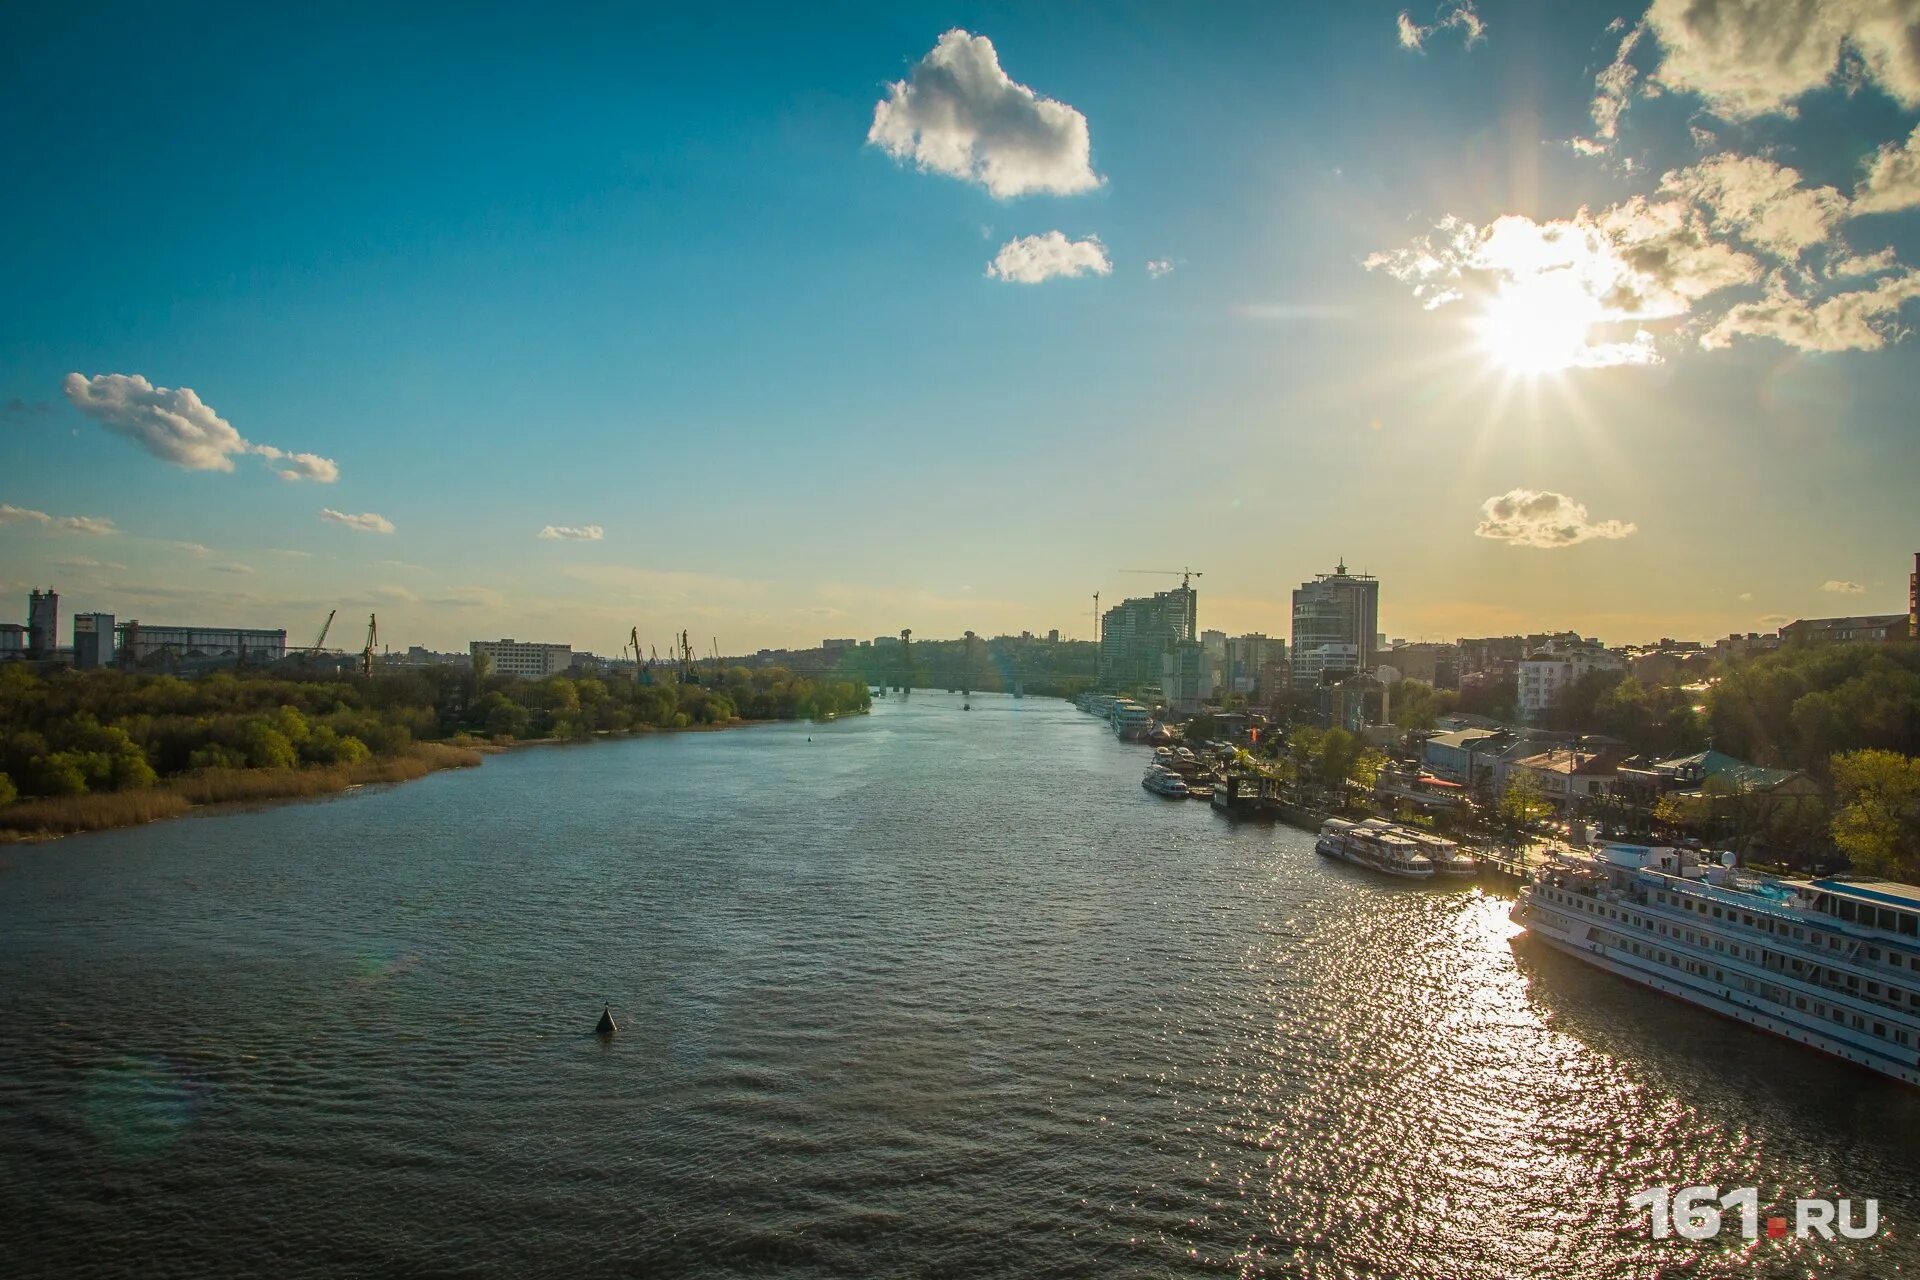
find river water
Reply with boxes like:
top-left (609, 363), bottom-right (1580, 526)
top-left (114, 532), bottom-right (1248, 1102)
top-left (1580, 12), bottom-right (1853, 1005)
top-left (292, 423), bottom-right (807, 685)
top-left (1, 694), bottom-right (1915, 1278)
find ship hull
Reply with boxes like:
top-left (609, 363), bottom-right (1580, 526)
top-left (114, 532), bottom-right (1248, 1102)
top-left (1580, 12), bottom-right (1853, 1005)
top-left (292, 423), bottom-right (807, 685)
top-left (1513, 896), bottom-right (1920, 1087)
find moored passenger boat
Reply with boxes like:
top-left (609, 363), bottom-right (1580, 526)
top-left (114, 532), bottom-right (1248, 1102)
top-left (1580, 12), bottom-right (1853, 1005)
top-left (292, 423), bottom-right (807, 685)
top-left (1142, 765), bottom-right (1189, 798)
top-left (1316, 818), bottom-right (1435, 879)
top-left (1510, 843), bottom-right (1920, 1086)
top-left (1360, 819), bottom-right (1477, 878)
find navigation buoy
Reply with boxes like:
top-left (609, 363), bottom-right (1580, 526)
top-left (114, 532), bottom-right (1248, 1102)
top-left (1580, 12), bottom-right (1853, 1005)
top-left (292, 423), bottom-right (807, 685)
top-left (595, 1003), bottom-right (617, 1037)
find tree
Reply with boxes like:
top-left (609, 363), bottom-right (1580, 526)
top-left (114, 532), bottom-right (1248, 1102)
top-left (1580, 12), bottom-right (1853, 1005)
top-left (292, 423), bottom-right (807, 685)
top-left (1350, 748), bottom-right (1387, 791)
top-left (0, 772), bottom-right (16, 807)
top-left (1830, 750), bottom-right (1920, 881)
top-left (1500, 769), bottom-right (1552, 831)
top-left (1390, 681), bottom-right (1457, 732)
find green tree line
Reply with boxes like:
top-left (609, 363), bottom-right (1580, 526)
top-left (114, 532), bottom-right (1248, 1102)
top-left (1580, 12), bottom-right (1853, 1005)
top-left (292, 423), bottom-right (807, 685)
top-left (0, 662), bottom-right (869, 804)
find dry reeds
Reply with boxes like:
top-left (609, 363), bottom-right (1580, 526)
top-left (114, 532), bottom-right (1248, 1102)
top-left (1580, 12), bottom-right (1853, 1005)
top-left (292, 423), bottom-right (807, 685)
top-left (0, 741), bottom-right (486, 838)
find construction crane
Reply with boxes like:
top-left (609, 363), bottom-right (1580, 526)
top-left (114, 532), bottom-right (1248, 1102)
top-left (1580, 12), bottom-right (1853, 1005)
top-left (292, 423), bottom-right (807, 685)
top-left (361, 613), bottom-right (378, 679)
top-left (678, 630), bottom-right (698, 685)
top-left (630, 627), bottom-right (644, 685)
top-left (1092, 592), bottom-right (1101, 682)
top-left (1120, 566), bottom-right (1204, 590)
top-left (309, 608), bottom-right (336, 656)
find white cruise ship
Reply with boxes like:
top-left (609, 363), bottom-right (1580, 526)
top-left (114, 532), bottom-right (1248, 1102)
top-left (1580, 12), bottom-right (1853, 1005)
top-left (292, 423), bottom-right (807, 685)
top-left (1512, 843), bottom-right (1920, 1086)
top-left (1109, 699), bottom-right (1153, 741)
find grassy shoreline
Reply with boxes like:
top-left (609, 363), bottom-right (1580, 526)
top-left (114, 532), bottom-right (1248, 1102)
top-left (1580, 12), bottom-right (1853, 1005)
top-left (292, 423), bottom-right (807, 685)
top-left (0, 716), bottom-right (789, 843)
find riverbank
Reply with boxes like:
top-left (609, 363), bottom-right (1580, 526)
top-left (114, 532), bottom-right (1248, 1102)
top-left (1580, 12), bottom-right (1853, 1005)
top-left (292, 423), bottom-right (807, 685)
top-left (0, 715), bottom-right (802, 842)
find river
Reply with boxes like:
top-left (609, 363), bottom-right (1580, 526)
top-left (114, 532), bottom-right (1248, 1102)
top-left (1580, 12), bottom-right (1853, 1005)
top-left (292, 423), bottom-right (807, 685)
top-left (1, 693), bottom-right (1915, 1277)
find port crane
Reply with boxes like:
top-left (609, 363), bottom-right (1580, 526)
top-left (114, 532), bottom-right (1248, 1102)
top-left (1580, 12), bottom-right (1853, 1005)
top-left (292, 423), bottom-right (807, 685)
top-left (361, 613), bottom-right (379, 679)
top-left (678, 630), bottom-right (698, 685)
top-left (309, 608), bottom-right (337, 656)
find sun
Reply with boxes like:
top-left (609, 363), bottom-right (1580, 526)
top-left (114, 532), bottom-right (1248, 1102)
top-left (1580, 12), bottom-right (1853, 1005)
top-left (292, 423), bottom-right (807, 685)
top-left (1472, 279), bottom-right (1598, 375)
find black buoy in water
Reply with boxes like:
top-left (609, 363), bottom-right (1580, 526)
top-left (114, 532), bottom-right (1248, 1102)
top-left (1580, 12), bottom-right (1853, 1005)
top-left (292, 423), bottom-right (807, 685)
top-left (595, 1003), bottom-right (617, 1037)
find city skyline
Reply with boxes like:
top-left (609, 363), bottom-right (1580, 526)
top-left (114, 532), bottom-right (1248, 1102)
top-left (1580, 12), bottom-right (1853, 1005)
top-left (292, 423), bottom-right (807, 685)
top-left (4, 2), bottom-right (1918, 652)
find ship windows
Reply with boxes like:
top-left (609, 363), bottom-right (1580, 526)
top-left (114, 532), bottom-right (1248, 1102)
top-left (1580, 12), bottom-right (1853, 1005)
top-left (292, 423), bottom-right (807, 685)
top-left (1875, 1022), bottom-right (1887, 1038)
top-left (1796, 997), bottom-right (1807, 1010)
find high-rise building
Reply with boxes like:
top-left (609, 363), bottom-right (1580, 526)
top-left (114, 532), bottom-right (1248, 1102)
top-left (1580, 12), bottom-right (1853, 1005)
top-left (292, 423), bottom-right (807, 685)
top-left (27, 587), bottom-right (58, 658)
top-left (1225, 633), bottom-right (1281, 695)
top-left (1100, 586), bottom-right (1197, 688)
top-left (1290, 562), bottom-right (1378, 688)
top-left (1161, 639), bottom-right (1211, 713)
top-left (73, 612), bottom-right (115, 668)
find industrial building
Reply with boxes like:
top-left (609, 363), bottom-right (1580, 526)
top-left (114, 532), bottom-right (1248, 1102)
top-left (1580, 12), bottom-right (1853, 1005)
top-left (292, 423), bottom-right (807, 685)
top-left (1291, 562), bottom-right (1378, 688)
top-left (28, 587), bottom-right (58, 658)
top-left (471, 638), bottom-right (573, 679)
top-left (73, 612), bottom-right (115, 668)
top-left (116, 622), bottom-right (289, 666)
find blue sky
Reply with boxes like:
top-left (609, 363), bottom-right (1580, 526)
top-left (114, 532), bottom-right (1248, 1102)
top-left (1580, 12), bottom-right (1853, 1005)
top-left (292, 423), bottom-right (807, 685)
top-left (3, 1), bottom-right (1917, 653)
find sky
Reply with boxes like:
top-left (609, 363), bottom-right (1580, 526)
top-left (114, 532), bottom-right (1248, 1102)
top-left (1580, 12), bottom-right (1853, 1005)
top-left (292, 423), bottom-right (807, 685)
top-left (2, 0), bottom-right (1917, 655)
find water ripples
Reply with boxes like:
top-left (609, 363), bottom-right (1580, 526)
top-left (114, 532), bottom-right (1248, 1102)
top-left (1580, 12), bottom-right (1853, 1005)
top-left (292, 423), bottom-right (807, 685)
top-left (2, 695), bottom-right (1916, 1277)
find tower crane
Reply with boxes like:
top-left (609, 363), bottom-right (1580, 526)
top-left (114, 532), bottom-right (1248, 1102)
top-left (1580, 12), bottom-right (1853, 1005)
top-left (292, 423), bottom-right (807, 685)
top-left (1119, 566), bottom-right (1204, 590)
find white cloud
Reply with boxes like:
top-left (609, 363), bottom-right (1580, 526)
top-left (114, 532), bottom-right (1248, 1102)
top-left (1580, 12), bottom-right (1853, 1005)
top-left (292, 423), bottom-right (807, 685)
top-left (252, 444), bottom-right (341, 483)
top-left (1646, 0), bottom-right (1920, 120)
top-left (1397, 2), bottom-right (1486, 51)
top-left (211, 563), bottom-right (254, 575)
top-left (425, 586), bottom-right (507, 610)
top-left (869, 29), bottom-right (1101, 199)
top-left (1831, 246), bottom-right (1900, 276)
top-left (1660, 154), bottom-right (1847, 258)
top-left (986, 231), bottom-right (1111, 283)
top-left (0, 503), bottom-right (113, 533)
top-left (1738, 591), bottom-right (1755, 601)
top-left (1703, 270), bottom-right (1920, 351)
top-left (319, 508), bottom-right (395, 534)
top-left (1146, 259), bottom-right (1173, 278)
top-left (538, 524), bottom-right (605, 541)
top-left (1474, 489), bottom-right (1637, 548)
top-left (1822, 579), bottom-right (1867, 593)
top-left (62, 372), bottom-right (340, 481)
top-left (1855, 122), bottom-right (1920, 213)
top-left (1576, 21), bottom-right (1646, 153)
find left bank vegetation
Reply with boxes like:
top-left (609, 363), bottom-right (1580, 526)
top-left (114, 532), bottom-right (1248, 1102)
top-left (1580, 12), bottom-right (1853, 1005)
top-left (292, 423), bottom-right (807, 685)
top-left (0, 662), bottom-right (870, 838)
